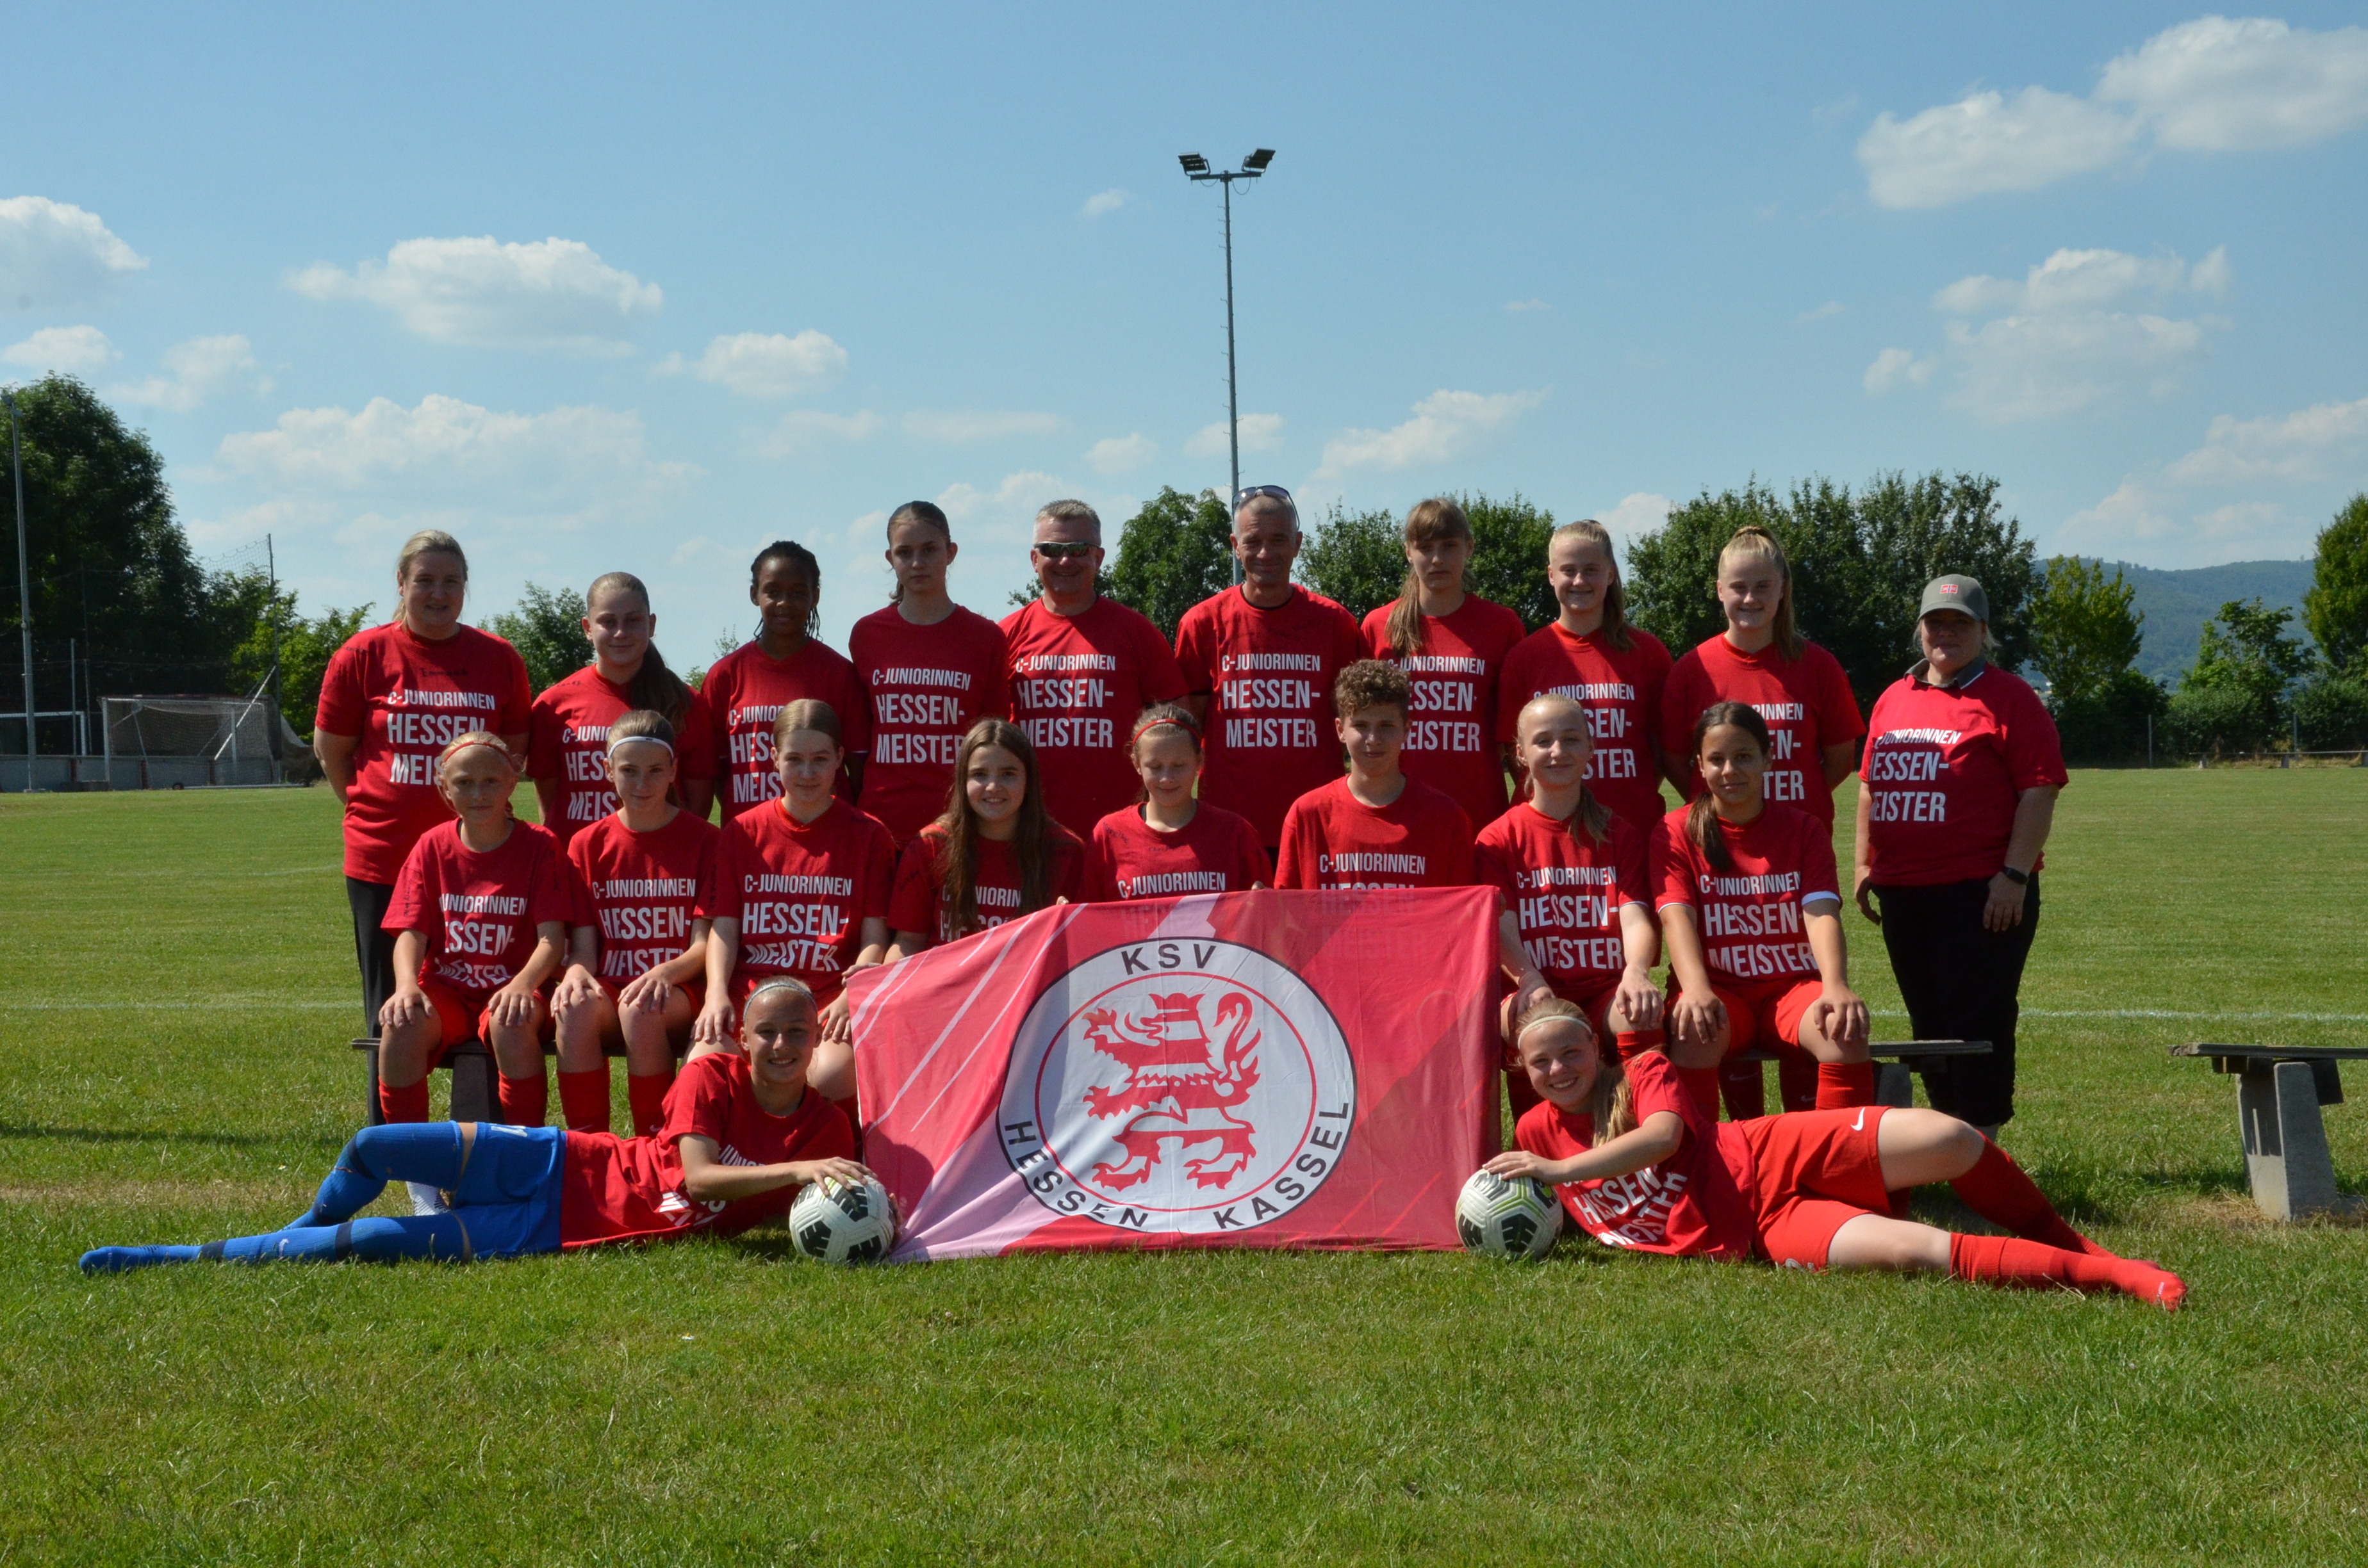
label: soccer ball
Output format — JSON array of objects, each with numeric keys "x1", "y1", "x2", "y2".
[
  {"x1": 789, "y1": 1175, "x2": 899, "y2": 1264},
  {"x1": 1455, "y1": 1168, "x2": 1563, "y2": 1261}
]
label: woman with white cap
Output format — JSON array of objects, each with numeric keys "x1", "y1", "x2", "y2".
[{"x1": 1853, "y1": 575, "x2": 2067, "y2": 1136}]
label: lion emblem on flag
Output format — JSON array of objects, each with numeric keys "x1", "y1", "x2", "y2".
[{"x1": 1078, "y1": 990, "x2": 1262, "y2": 1190}]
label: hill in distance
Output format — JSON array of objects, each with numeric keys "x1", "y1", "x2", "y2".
[{"x1": 2088, "y1": 559, "x2": 2315, "y2": 682}]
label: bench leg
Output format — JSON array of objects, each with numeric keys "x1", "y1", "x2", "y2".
[
  {"x1": 2239, "y1": 1061, "x2": 2345, "y2": 1220},
  {"x1": 1875, "y1": 1062, "x2": 1914, "y2": 1110},
  {"x1": 362, "y1": 1041, "x2": 385, "y2": 1126},
  {"x1": 450, "y1": 1053, "x2": 501, "y2": 1123}
]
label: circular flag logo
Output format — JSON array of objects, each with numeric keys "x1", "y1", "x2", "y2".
[{"x1": 998, "y1": 938, "x2": 1357, "y2": 1236}]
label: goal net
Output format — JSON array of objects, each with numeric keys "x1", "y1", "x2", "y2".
[{"x1": 102, "y1": 696, "x2": 304, "y2": 787}]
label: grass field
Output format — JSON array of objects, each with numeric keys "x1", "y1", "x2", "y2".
[{"x1": 4, "y1": 771, "x2": 2366, "y2": 1565}]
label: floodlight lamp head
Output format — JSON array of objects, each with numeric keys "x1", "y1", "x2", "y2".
[
  {"x1": 1178, "y1": 153, "x2": 1209, "y2": 174},
  {"x1": 1243, "y1": 148, "x2": 1274, "y2": 171}
]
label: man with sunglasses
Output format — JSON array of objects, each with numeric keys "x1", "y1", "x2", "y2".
[
  {"x1": 999, "y1": 499, "x2": 1187, "y2": 835},
  {"x1": 1174, "y1": 486, "x2": 1366, "y2": 862}
]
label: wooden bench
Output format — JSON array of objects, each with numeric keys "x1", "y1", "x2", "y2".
[
  {"x1": 351, "y1": 1036, "x2": 671, "y2": 1125},
  {"x1": 1732, "y1": 1039, "x2": 1992, "y2": 1109},
  {"x1": 2170, "y1": 1043, "x2": 2367, "y2": 1220}
]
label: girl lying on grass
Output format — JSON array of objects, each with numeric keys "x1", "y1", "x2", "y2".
[
  {"x1": 1483, "y1": 997, "x2": 2185, "y2": 1308},
  {"x1": 80, "y1": 979, "x2": 868, "y2": 1273}
]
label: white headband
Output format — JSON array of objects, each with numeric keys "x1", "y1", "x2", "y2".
[{"x1": 607, "y1": 734, "x2": 675, "y2": 759}]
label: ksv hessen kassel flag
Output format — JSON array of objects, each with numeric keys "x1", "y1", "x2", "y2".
[{"x1": 845, "y1": 887, "x2": 1497, "y2": 1261}]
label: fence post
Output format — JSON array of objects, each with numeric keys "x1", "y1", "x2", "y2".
[{"x1": 2146, "y1": 714, "x2": 2153, "y2": 769}]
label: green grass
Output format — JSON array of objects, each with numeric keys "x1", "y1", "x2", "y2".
[{"x1": 3, "y1": 771, "x2": 2365, "y2": 1565}]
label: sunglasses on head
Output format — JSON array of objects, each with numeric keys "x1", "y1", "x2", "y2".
[
  {"x1": 1033, "y1": 541, "x2": 1098, "y2": 560},
  {"x1": 1237, "y1": 484, "x2": 1293, "y2": 505}
]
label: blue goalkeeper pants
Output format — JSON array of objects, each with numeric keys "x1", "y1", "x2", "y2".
[{"x1": 81, "y1": 1122, "x2": 566, "y2": 1273}]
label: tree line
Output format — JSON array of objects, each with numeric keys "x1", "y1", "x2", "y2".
[{"x1": 4, "y1": 372, "x2": 2364, "y2": 761}]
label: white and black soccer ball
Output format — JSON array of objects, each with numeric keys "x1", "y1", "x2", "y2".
[
  {"x1": 1456, "y1": 1168, "x2": 1563, "y2": 1261},
  {"x1": 789, "y1": 1175, "x2": 899, "y2": 1264}
]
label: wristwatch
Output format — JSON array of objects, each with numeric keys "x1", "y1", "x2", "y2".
[{"x1": 1998, "y1": 866, "x2": 2029, "y2": 886}]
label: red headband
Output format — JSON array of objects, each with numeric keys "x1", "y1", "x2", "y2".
[{"x1": 1130, "y1": 712, "x2": 1200, "y2": 751}]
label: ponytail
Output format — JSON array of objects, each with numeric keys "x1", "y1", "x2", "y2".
[
  {"x1": 1685, "y1": 700, "x2": 1771, "y2": 875},
  {"x1": 1384, "y1": 497, "x2": 1472, "y2": 657}
]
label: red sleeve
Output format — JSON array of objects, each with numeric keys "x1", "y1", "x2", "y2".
[
  {"x1": 1136, "y1": 617, "x2": 1187, "y2": 705},
  {"x1": 315, "y1": 635, "x2": 368, "y2": 735},
  {"x1": 695, "y1": 824, "x2": 722, "y2": 916},
  {"x1": 1330, "y1": 607, "x2": 1367, "y2": 682},
  {"x1": 1625, "y1": 1050, "x2": 1690, "y2": 1125},
  {"x1": 1272, "y1": 799, "x2": 1315, "y2": 890},
  {"x1": 837, "y1": 657, "x2": 874, "y2": 754},
  {"x1": 1659, "y1": 658, "x2": 1703, "y2": 764},
  {"x1": 1813, "y1": 647, "x2": 1866, "y2": 745},
  {"x1": 526, "y1": 689, "x2": 564, "y2": 780},
  {"x1": 702, "y1": 655, "x2": 737, "y2": 781},
  {"x1": 1471, "y1": 835, "x2": 1514, "y2": 901},
  {"x1": 1650, "y1": 817, "x2": 1697, "y2": 910},
  {"x1": 1613, "y1": 821, "x2": 1651, "y2": 908},
  {"x1": 492, "y1": 640, "x2": 533, "y2": 733},
  {"x1": 1359, "y1": 606, "x2": 1390, "y2": 658},
  {"x1": 887, "y1": 836, "x2": 939, "y2": 934},
  {"x1": 675, "y1": 690, "x2": 718, "y2": 781},
  {"x1": 1636, "y1": 635, "x2": 1673, "y2": 739},
  {"x1": 2003, "y1": 680, "x2": 2069, "y2": 791},
  {"x1": 1174, "y1": 606, "x2": 1214, "y2": 696},
  {"x1": 566, "y1": 831, "x2": 598, "y2": 929},
  {"x1": 658, "y1": 1053, "x2": 736, "y2": 1154},
  {"x1": 1798, "y1": 814, "x2": 1841, "y2": 902},
  {"x1": 527, "y1": 832, "x2": 575, "y2": 928},
  {"x1": 858, "y1": 821, "x2": 896, "y2": 920},
  {"x1": 1493, "y1": 640, "x2": 1531, "y2": 745},
  {"x1": 383, "y1": 840, "x2": 434, "y2": 934},
  {"x1": 701, "y1": 823, "x2": 748, "y2": 922}
]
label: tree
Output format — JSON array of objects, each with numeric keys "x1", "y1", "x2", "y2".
[
  {"x1": 2294, "y1": 672, "x2": 2368, "y2": 751},
  {"x1": 486, "y1": 583, "x2": 591, "y2": 694},
  {"x1": 1624, "y1": 471, "x2": 2038, "y2": 712},
  {"x1": 2303, "y1": 493, "x2": 2368, "y2": 676},
  {"x1": 2032, "y1": 557, "x2": 2144, "y2": 701},
  {"x1": 1106, "y1": 487, "x2": 1232, "y2": 640},
  {"x1": 224, "y1": 580, "x2": 372, "y2": 737},
  {"x1": 2170, "y1": 598, "x2": 2312, "y2": 754},
  {"x1": 1295, "y1": 503, "x2": 1402, "y2": 622},
  {"x1": 1462, "y1": 492, "x2": 1557, "y2": 631}
]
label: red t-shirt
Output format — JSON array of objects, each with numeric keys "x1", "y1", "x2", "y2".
[
  {"x1": 887, "y1": 822, "x2": 1087, "y2": 945},
  {"x1": 1084, "y1": 803, "x2": 1272, "y2": 902},
  {"x1": 1174, "y1": 585, "x2": 1365, "y2": 846},
  {"x1": 999, "y1": 596, "x2": 1188, "y2": 835},
  {"x1": 566, "y1": 810, "x2": 721, "y2": 983},
  {"x1": 315, "y1": 621, "x2": 533, "y2": 883},
  {"x1": 702, "y1": 637, "x2": 872, "y2": 821},
  {"x1": 1513, "y1": 1050, "x2": 1757, "y2": 1260},
  {"x1": 559, "y1": 1050, "x2": 854, "y2": 1246},
  {"x1": 1496, "y1": 623, "x2": 1675, "y2": 832},
  {"x1": 1475, "y1": 801, "x2": 1652, "y2": 993},
  {"x1": 1361, "y1": 596, "x2": 1527, "y2": 831},
  {"x1": 382, "y1": 819, "x2": 575, "y2": 1000},
  {"x1": 1273, "y1": 776, "x2": 1476, "y2": 891},
  {"x1": 849, "y1": 605, "x2": 1009, "y2": 845},
  {"x1": 1661, "y1": 635, "x2": 1864, "y2": 827},
  {"x1": 1861, "y1": 664, "x2": 2068, "y2": 886},
  {"x1": 527, "y1": 667, "x2": 718, "y2": 847},
  {"x1": 705, "y1": 797, "x2": 897, "y2": 1006},
  {"x1": 1650, "y1": 803, "x2": 1839, "y2": 987}
]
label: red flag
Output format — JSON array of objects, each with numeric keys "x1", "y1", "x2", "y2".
[{"x1": 846, "y1": 888, "x2": 1496, "y2": 1261}]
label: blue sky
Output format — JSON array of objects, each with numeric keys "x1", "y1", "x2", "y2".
[{"x1": 4, "y1": 4, "x2": 2365, "y2": 656}]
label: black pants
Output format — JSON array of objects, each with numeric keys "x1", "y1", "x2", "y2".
[
  {"x1": 346, "y1": 876, "x2": 399, "y2": 1037},
  {"x1": 1872, "y1": 875, "x2": 2041, "y2": 1129}
]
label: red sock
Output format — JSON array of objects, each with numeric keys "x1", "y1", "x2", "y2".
[
  {"x1": 1778, "y1": 1053, "x2": 1820, "y2": 1112},
  {"x1": 378, "y1": 1079, "x2": 430, "y2": 1124},
  {"x1": 1815, "y1": 1061, "x2": 1875, "y2": 1109},
  {"x1": 1950, "y1": 1138, "x2": 2113, "y2": 1256},
  {"x1": 557, "y1": 1068, "x2": 611, "y2": 1133},
  {"x1": 627, "y1": 1070, "x2": 674, "y2": 1138},
  {"x1": 1678, "y1": 1066, "x2": 1722, "y2": 1116},
  {"x1": 1718, "y1": 1061, "x2": 1764, "y2": 1120},
  {"x1": 1613, "y1": 1029, "x2": 1665, "y2": 1061},
  {"x1": 1949, "y1": 1234, "x2": 2184, "y2": 1309},
  {"x1": 497, "y1": 1070, "x2": 548, "y2": 1127}
]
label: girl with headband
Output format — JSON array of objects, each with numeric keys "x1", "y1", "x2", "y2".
[
  {"x1": 1488, "y1": 997, "x2": 2183, "y2": 1307},
  {"x1": 1083, "y1": 703, "x2": 1270, "y2": 901},
  {"x1": 377, "y1": 733, "x2": 575, "y2": 1147},
  {"x1": 548, "y1": 710, "x2": 721, "y2": 1136},
  {"x1": 82, "y1": 979, "x2": 871, "y2": 1274}
]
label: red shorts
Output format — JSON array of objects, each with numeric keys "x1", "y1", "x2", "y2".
[
  {"x1": 1712, "y1": 977, "x2": 1821, "y2": 1055},
  {"x1": 1739, "y1": 1105, "x2": 1893, "y2": 1269},
  {"x1": 418, "y1": 979, "x2": 552, "y2": 1057}
]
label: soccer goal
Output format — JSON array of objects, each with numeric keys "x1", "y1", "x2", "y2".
[{"x1": 101, "y1": 695, "x2": 306, "y2": 788}]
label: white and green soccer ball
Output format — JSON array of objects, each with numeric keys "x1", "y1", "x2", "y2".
[
  {"x1": 789, "y1": 1175, "x2": 899, "y2": 1264},
  {"x1": 1455, "y1": 1168, "x2": 1563, "y2": 1261}
]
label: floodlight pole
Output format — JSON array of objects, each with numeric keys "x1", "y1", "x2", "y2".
[
  {"x1": 6, "y1": 390, "x2": 31, "y2": 792},
  {"x1": 1180, "y1": 150, "x2": 1274, "y2": 584}
]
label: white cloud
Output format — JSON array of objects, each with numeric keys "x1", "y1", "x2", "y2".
[
  {"x1": 2097, "y1": 15, "x2": 2368, "y2": 151},
  {"x1": 1858, "y1": 86, "x2": 2136, "y2": 208},
  {"x1": 1857, "y1": 17, "x2": 2368, "y2": 207},
  {"x1": 1315, "y1": 388, "x2": 1547, "y2": 478},
  {"x1": 3, "y1": 323, "x2": 117, "y2": 375},
  {"x1": 657, "y1": 330, "x2": 846, "y2": 397},
  {"x1": 935, "y1": 470, "x2": 1069, "y2": 526},
  {"x1": 901, "y1": 409, "x2": 1064, "y2": 443},
  {"x1": 0, "y1": 197, "x2": 147, "y2": 310},
  {"x1": 1185, "y1": 412, "x2": 1283, "y2": 459},
  {"x1": 1506, "y1": 298, "x2": 1550, "y2": 314},
  {"x1": 1864, "y1": 347, "x2": 1936, "y2": 395},
  {"x1": 753, "y1": 408, "x2": 885, "y2": 459},
  {"x1": 1083, "y1": 433, "x2": 1158, "y2": 475},
  {"x1": 1082, "y1": 188, "x2": 1131, "y2": 218},
  {"x1": 117, "y1": 334, "x2": 265, "y2": 411},
  {"x1": 288, "y1": 236, "x2": 661, "y2": 352},
  {"x1": 1797, "y1": 301, "x2": 1845, "y2": 323},
  {"x1": 2164, "y1": 395, "x2": 2368, "y2": 484},
  {"x1": 1595, "y1": 492, "x2": 1673, "y2": 539}
]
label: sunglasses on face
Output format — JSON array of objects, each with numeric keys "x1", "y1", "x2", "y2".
[{"x1": 1033, "y1": 541, "x2": 1098, "y2": 560}]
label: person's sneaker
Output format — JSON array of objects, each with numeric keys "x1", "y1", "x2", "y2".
[{"x1": 407, "y1": 1182, "x2": 449, "y2": 1216}]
